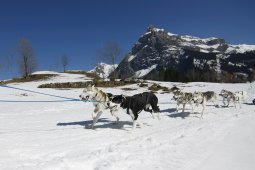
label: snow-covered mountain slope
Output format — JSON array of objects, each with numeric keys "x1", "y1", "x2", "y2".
[
  {"x1": 90, "y1": 63, "x2": 118, "y2": 78},
  {"x1": 115, "y1": 26, "x2": 255, "y2": 82},
  {"x1": 1, "y1": 72, "x2": 255, "y2": 170}
]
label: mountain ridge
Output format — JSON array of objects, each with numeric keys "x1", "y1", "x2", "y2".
[{"x1": 113, "y1": 26, "x2": 255, "y2": 82}]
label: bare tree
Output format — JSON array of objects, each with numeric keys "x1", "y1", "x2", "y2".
[
  {"x1": 96, "y1": 42, "x2": 122, "y2": 80},
  {"x1": 61, "y1": 55, "x2": 69, "y2": 72},
  {"x1": 18, "y1": 38, "x2": 37, "y2": 78}
]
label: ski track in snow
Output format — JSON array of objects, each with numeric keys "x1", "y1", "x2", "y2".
[{"x1": 1, "y1": 72, "x2": 255, "y2": 170}]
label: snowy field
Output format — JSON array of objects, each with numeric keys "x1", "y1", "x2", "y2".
[{"x1": 1, "y1": 72, "x2": 255, "y2": 170}]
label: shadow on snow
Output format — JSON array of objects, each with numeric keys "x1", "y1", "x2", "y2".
[{"x1": 57, "y1": 118, "x2": 135, "y2": 130}]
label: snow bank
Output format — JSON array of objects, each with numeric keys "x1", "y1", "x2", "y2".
[{"x1": 32, "y1": 71, "x2": 60, "y2": 75}]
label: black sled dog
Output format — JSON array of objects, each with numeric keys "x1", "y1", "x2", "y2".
[{"x1": 111, "y1": 92, "x2": 160, "y2": 130}]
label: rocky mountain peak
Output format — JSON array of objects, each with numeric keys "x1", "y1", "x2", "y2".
[
  {"x1": 90, "y1": 62, "x2": 117, "y2": 79},
  {"x1": 114, "y1": 26, "x2": 255, "y2": 82}
]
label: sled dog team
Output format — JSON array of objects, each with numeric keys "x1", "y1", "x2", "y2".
[{"x1": 79, "y1": 84, "x2": 248, "y2": 130}]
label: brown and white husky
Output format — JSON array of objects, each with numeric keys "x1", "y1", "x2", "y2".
[
  {"x1": 192, "y1": 91, "x2": 218, "y2": 117},
  {"x1": 79, "y1": 85, "x2": 119, "y2": 129}
]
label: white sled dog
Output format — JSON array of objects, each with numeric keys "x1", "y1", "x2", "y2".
[
  {"x1": 192, "y1": 91, "x2": 218, "y2": 117},
  {"x1": 79, "y1": 85, "x2": 119, "y2": 129},
  {"x1": 219, "y1": 89, "x2": 240, "y2": 108},
  {"x1": 172, "y1": 90, "x2": 194, "y2": 113}
]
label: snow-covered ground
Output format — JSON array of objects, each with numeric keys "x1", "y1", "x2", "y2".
[{"x1": 1, "y1": 72, "x2": 255, "y2": 170}]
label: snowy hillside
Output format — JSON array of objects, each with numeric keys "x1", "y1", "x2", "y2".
[{"x1": 1, "y1": 72, "x2": 255, "y2": 170}]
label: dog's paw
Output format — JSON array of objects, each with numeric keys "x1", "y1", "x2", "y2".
[{"x1": 90, "y1": 125, "x2": 96, "y2": 130}]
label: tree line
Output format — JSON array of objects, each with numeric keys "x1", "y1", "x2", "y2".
[
  {"x1": 145, "y1": 68, "x2": 255, "y2": 83},
  {"x1": 0, "y1": 38, "x2": 122, "y2": 80},
  {"x1": 0, "y1": 38, "x2": 71, "y2": 79}
]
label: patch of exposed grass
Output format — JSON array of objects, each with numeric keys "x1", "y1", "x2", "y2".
[
  {"x1": 148, "y1": 83, "x2": 170, "y2": 92},
  {"x1": 38, "y1": 80, "x2": 138, "y2": 88},
  {"x1": 38, "y1": 82, "x2": 91, "y2": 88},
  {"x1": 139, "y1": 83, "x2": 148, "y2": 87},
  {"x1": 121, "y1": 88, "x2": 137, "y2": 91},
  {"x1": 1, "y1": 74, "x2": 56, "y2": 84},
  {"x1": 65, "y1": 70, "x2": 100, "y2": 79}
]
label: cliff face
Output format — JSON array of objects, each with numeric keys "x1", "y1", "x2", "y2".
[{"x1": 114, "y1": 26, "x2": 255, "y2": 82}]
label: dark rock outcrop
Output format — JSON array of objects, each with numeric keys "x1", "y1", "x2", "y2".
[{"x1": 113, "y1": 26, "x2": 255, "y2": 82}]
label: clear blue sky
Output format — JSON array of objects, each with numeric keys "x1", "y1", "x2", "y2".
[{"x1": 0, "y1": 0, "x2": 255, "y2": 79}]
